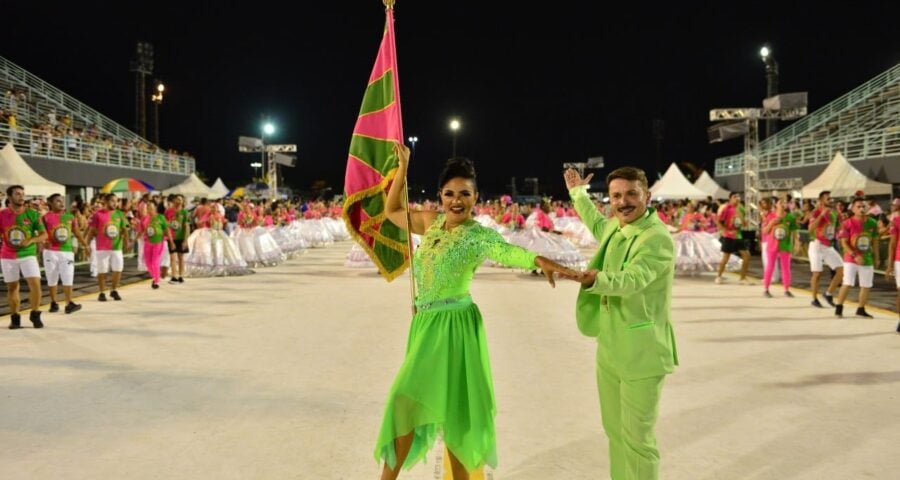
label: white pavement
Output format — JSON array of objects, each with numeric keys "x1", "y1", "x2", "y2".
[{"x1": 1, "y1": 243, "x2": 898, "y2": 480}]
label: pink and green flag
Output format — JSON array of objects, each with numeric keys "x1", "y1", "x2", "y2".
[{"x1": 342, "y1": 7, "x2": 408, "y2": 282}]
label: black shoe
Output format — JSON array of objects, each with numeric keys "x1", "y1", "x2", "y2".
[
  {"x1": 835, "y1": 304, "x2": 844, "y2": 317},
  {"x1": 168, "y1": 278, "x2": 179, "y2": 284},
  {"x1": 896, "y1": 321, "x2": 900, "y2": 333},
  {"x1": 177, "y1": 277, "x2": 185, "y2": 283},
  {"x1": 65, "y1": 302, "x2": 82, "y2": 314},
  {"x1": 110, "y1": 290, "x2": 122, "y2": 301},
  {"x1": 763, "y1": 290, "x2": 773, "y2": 298},
  {"x1": 784, "y1": 291, "x2": 794, "y2": 298},
  {"x1": 823, "y1": 293, "x2": 835, "y2": 307},
  {"x1": 9, "y1": 313, "x2": 21, "y2": 329},
  {"x1": 49, "y1": 302, "x2": 60, "y2": 313},
  {"x1": 855, "y1": 308, "x2": 873, "y2": 318},
  {"x1": 151, "y1": 282, "x2": 160, "y2": 289},
  {"x1": 98, "y1": 293, "x2": 107, "y2": 302},
  {"x1": 811, "y1": 299, "x2": 824, "y2": 308},
  {"x1": 30, "y1": 311, "x2": 44, "y2": 329}
]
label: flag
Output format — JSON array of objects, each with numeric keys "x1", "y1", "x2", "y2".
[{"x1": 342, "y1": 7, "x2": 408, "y2": 282}]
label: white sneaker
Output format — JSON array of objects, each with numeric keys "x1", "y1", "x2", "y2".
[
  {"x1": 739, "y1": 278, "x2": 755, "y2": 285},
  {"x1": 715, "y1": 276, "x2": 724, "y2": 284}
]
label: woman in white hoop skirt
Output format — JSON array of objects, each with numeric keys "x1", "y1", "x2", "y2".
[
  {"x1": 231, "y1": 201, "x2": 285, "y2": 267},
  {"x1": 184, "y1": 203, "x2": 254, "y2": 277},
  {"x1": 673, "y1": 202, "x2": 740, "y2": 274}
]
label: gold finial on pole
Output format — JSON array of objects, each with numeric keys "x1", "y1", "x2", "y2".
[{"x1": 383, "y1": 0, "x2": 395, "y2": 9}]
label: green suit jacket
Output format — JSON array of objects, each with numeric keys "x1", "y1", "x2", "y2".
[{"x1": 570, "y1": 186, "x2": 678, "y2": 380}]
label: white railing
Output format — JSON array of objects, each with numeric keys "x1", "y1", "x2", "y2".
[
  {"x1": 0, "y1": 55, "x2": 157, "y2": 152},
  {"x1": 715, "y1": 128, "x2": 900, "y2": 176},
  {"x1": 1, "y1": 124, "x2": 194, "y2": 175},
  {"x1": 758, "y1": 63, "x2": 900, "y2": 152}
]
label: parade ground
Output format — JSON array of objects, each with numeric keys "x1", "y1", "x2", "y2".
[{"x1": 1, "y1": 243, "x2": 898, "y2": 479}]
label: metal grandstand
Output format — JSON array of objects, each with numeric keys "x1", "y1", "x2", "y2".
[
  {"x1": 715, "y1": 62, "x2": 900, "y2": 177},
  {"x1": 0, "y1": 55, "x2": 195, "y2": 175}
]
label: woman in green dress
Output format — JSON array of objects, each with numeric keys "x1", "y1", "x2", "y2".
[{"x1": 376, "y1": 144, "x2": 581, "y2": 480}]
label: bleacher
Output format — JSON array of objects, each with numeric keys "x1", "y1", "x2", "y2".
[
  {"x1": 715, "y1": 63, "x2": 900, "y2": 177},
  {"x1": 0, "y1": 55, "x2": 195, "y2": 175}
]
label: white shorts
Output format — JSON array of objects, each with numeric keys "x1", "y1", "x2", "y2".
[
  {"x1": 95, "y1": 250, "x2": 124, "y2": 274},
  {"x1": 43, "y1": 250, "x2": 75, "y2": 286},
  {"x1": 808, "y1": 240, "x2": 843, "y2": 273},
  {"x1": 842, "y1": 263, "x2": 874, "y2": 288},
  {"x1": 895, "y1": 261, "x2": 900, "y2": 288},
  {"x1": 1, "y1": 256, "x2": 41, "y2": 283}
]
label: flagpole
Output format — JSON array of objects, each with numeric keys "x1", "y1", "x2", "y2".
[
  {"x1": 383, "y1": 0, "x2": 415, "y2": 314},
  {"x1": 402, "y1": 175, "x2": 418, "y2": 316}
]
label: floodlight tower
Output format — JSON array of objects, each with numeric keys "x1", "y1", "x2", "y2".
[
  {"x1": 708, "y1": 92, "x2": 807, "y2": 229},
  {"x1": 129, "y1": 42, "x2": 154, "y2": 138}
]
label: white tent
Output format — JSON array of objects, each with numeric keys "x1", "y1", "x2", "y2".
[
  {"x1": 649, "y1": 163, "x2": 709, "y2": 200},
  {"x1": 163, "y1": 173, "x2": 214, "y2": 198},
  {"x1": 0, "y1": 143, "x2": 66, "y2": 197},
  {"x1": 693, "y1": 171, "x2": 730, "y2": 200},
  {"x1": 801, "y1": 151, "x2": 892, "y2": 199},
  {"x1": 209, "y1": 178, "x2": 229, "y2": 198}
]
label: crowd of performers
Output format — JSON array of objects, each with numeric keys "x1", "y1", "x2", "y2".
[
  {"x1": 347, "y1": 196, "x2": 593, "y2": 272},
  {"x1": 654, "y1": 190, "x2": 900, "y2": 331},
  {"x1": 2, "y1": 180, "x2": 897, "y2": 333},
  {"x1": 348, "y1": 188, "x2": 900, "y2": 333},
  {"x1": 0, "y1": 184, "x2": 350, "y2": 329}
]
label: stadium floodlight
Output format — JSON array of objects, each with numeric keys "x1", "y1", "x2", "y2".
[
  {"x1": 263, "y1": 123, "x2": 276, "y2": 136},
  {"x1": 449, "y1": 119, "x2": 461, "y2": 156}
]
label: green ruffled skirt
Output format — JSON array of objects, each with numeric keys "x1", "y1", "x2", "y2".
[{"x1": 375, "y1": 295, "x2": 497, "y2": 472}]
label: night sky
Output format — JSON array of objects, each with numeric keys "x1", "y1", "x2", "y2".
[{"x1": 6, "y1": 1, "x2": 899, "y2": 199}]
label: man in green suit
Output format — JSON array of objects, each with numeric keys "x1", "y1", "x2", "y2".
[{"x1": 565, "y1": 166, "x2": 677, "y2": 480}]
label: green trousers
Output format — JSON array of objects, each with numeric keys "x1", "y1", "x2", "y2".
[{"x1": 597, "y1": 364, "x2": 666, "y2": 480}]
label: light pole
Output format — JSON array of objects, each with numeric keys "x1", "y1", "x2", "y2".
[
  {"x1": 407, "y1": 135, "x2": 418, "y2": 161},
  {"x1": 151, "y1": 82, "x2": 164, "y2": 145},
  {"x1": 760, "y1": 45, "x2": 780, "y2": 138},
  {"x1": 261, "y1": 121, "x2": 275, "y2": 187},
  {"x1": 449, "y1": 119, "x2": 460, "y2": 157},
  {"x1": 250, "y1": 162, "x2": 262, "y2": 180}
]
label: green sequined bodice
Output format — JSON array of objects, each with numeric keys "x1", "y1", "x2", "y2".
[{"x1": 414, "y1": 214, "x2": 537, "y2": 306}]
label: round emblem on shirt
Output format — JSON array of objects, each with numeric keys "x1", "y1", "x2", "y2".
[
  {"x1": 774, "y1": 227, "x2": 786, "y2": 240},
  {"x1": 146, "y1": 226, "x2": 157, "y2": 238},
  {"x1": 104, "y1": 223, "x2": 120, "y2": 239},
  {"x1": 169, "y1": 220, "x2": 181, "y2": 230},
  {"x1": 53, "y1": 226, "x2": 70, "y2": 243},
  {"x1": 856, "y1": 235, "x2": 871, "y2": 252},
  {"x1": 7, "y1": 227, "x2": 27, "y2": 247},
  {"x1": 733, "y1": 216, "x2": 743, "y2": 228},
  {"x1": 824, "y1": 225, "x2": 835, "y2": 240}
]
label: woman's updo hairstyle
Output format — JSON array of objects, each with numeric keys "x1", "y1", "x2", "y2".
[{"x1": 438, "y1": 157, "x2": 477, "y2": 191}]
